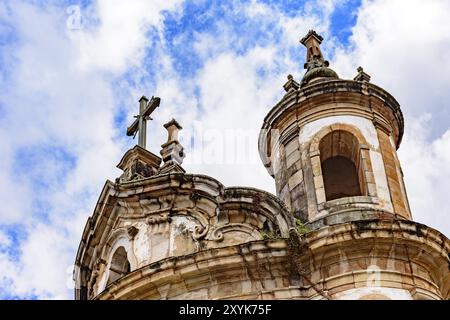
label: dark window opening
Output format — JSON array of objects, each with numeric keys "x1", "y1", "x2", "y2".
[
  {"x1": 322, "y1": 156, "x2": 362, "y2": 200},
  {"x1": 319, "y1": 130, "x2": 366, "y2": 201},
  {"x1": 107, "y1": 246, "x2": 130, "y2": 285}
]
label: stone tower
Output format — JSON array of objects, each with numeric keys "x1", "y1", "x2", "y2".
[
  {"x1": 259, "y1": 30, "x2": 411, "y2": 229},
  {"x1": 74, "y1": 31, "x2": 450, "y2": 300}
]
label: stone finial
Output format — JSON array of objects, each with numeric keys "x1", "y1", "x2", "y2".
[
  {"x1": 353, "y1": 66, "x2": 371, "y2": 82},
  {"x1": 159, "y1": 118, "x2": 185, "y2": 174},
  {"x1": 164, "y1": 118, "x2": 182, "y2": 143},
  {"x1": 283, "y1": 74, "x2": 300, "y2": 92},
  {"x1": 300, "y1": 30, "x2": 327, "y2": 70},
  {"x1": 299, "y1": 30, "x2": 339, "y2": 87}
]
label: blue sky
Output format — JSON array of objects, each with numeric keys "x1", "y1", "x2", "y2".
[{"x1": 1, "y1": 0, "x2": 450, "y2": 299}]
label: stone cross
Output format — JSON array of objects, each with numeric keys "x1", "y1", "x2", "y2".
[{"x1": 126, "y1": 96, "x2": 160, "y2": 149}]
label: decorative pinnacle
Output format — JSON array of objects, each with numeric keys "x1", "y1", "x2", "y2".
[
  {"x1": 163, "y1": 118, "x2": 183, "y2": 144},
  {"x1": 283, "y1": 74, "x2": 299, "y2": 92},
  {"x1": 299, "y1": 30, "x2": 339, "y2": 87},
  {"x1": 160, "y1": 118, "x2": 185, "y2": 171},
  {"x1": 163, "y1": 118, "x2": 183, "y2": 131},
  {"x1": 354, "y1": 66, "x2": 371, "y2": 82},
  {"x1": 300, "y1": 30, "x2": 327, "y2": 70}
]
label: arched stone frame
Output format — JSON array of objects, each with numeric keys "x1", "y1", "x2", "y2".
[
  {"x1": 359, "y1": 293, "x2": 391, "y2": 300},
  {"x1": 95, "y1": 228, "x2": 138, "y2": 294},
  {"x1": 308, "y1": 123, "x2": 377, "y2": 206},
  {"x1": 335, "y1": 287, "x2": 412, "y2": 300}
]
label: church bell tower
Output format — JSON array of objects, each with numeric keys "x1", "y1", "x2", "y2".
[
  {"x1": 259, "y1": 30, "x2": 411, "y2": 226},
  {"x1": 256, "y1": 30, "x2": 449, "y2": 299}
]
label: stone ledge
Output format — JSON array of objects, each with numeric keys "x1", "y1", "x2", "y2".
[
  {"x1": 319, "y1": 196, "x2": 378, "y2": 208},
  {"x1": 307, "y1": 209, "x2": 402, "y2": 230}
]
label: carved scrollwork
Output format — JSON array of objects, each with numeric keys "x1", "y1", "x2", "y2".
[
  {"x1": 206, "y1": 223, "x2": 260, "y2": 243},
  {"x1": 192, "y1": 224, "x2": 209, "y2": 241},
  {"x1": 169, "y1": 209, "x2": 211, "y2": 242},
  {"x1": 208, "y1": 226, "x2": 224, "y2": 242}
]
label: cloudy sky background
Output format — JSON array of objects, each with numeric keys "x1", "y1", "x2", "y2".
[{"x1": 0, "y1": 0, "x2": 450, "y2": 299}]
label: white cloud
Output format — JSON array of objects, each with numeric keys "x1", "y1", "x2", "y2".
[
  {"x1": 0, "y1": 1, "x2": 121, "y2": 220},
  {"x1": 74, "y1": 0, "x2": 184, "y2": 72},
  {"x1": 7, "y1": 224, "x2": 75, "y2": 299},
  {"x1": 187, "y1": 49, "x2": 282, "y2": 190},
  {"x1": 333, "y1": 0, "x2": 450, "y2": 119},
  {"x1": 244, "y1": 0, "x2": 270, "y2": 18},
  {"x1": 399, "y1": 116, "x2": 450, "y2": 236},
  {"x1": 0, "y1": 136, "x2": 32, "y2": 224}
]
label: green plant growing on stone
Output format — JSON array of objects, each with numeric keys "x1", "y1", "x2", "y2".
[
  {"x1": 295, "y1": 218, "x2": 311, "y2": 235},
  {"x1": 261, "y1": 230, "x2": 278, "y2": 240}
]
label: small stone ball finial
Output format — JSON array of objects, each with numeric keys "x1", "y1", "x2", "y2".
[
  {"x1": 283, "y1": 74, "x2": 299, "y2": 92},
  {"x1": 353, "y1": 66, "x2": 371, "y2": 82}
]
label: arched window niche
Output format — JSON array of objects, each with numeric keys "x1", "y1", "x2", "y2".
[
  {"x1": 92, "y1": 229, "x2": 139, "y2": 296},
  {"x1": 107, "y1": 246, "x2": 131, "y2": 285},
  {"x1": 309, "y1": 124, "x2": 378, "y2": 208},
  {"x1": 319, "y1": 130, "x2": 365, "y2": 200}
]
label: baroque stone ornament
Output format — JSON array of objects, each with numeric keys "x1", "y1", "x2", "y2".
[
  {"x1": 207, "y1": 226, "x2": 224, "y2": 242},
  {"x1": 192, "y1": 224, "x2": 209, "y2": 241},
  {"x1": 353, "y1": 66, "x2": 371, "y2": 82},
  {"x1": 159, "y1": 118, "x2": 186, "y2": 174}
]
